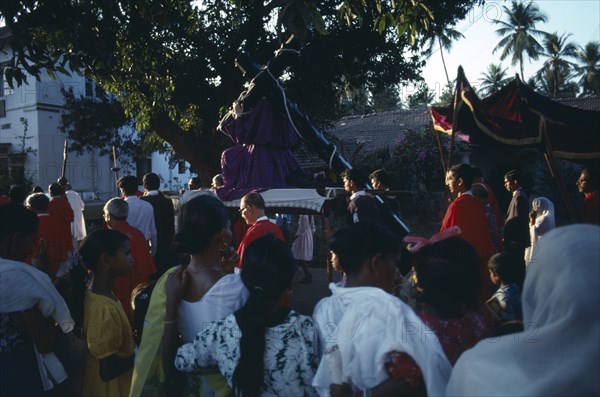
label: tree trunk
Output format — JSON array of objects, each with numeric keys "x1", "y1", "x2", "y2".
[{"x1": 439, "y1": 37, "x2": 451, "y2": 85}]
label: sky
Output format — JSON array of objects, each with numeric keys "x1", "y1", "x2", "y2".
[{"x1": 402, "y1": 0, "x2": 600, "y2": 101}]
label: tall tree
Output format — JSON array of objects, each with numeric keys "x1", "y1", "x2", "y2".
[
  {"x1": 492, "y1": 0, "x2": 548, "y2": 81},
  {"x1": 531, "y1": 68, "x2": 578, "y2": 99},
  {"x1": 574, "y1": 41, "x2": 600, "y2": 97},
  {"x1": 479, "y1": 63, "x2": 510, "y2": 96},
  {"x1": 0, "y1": 0, "x2": 479, "y2": 173},
  {"x1": 536, "y1": 32, "x2": 578, "y2": 99},
  {"x1": 406, "y1": 83, "x2": 435, "y2": 109},
  {"x1": 426, "y1": 25, "x2": 464, "y2": 85}
]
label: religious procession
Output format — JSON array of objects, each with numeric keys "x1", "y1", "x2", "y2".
[{"x1": 1, "y1": 1, "x2": 600, "y2": 396}]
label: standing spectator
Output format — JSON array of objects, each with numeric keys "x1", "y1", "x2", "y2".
[
  {"x1": 141, "y1": 173, "x2": 175, "y2": 275},
  {"x1": 173, "y1": 235, "x2": 320, "y2": 397},
  {"x1": 342, "y1": 168, "x2": 380, "y2": 224},
  {"x1": 472, "y1": 183, "x2": 501, "y2": 253},
  {"x1": 503, "y1": 170, "x2": 529, "y2": 284},
  {"x1": 187, "y1": 176, "x2": 202, "y2": 191},
  {"x1": 369, "y1": 168, "x2": 401, "y2": 215},
  {"x1": 117, "y1": 176, "x2": 157, "y2": 256},
  {"x1": 576, "y1": 168, "x2": 600, "y2": 225},
  {"x1": 58, "y1": 178, "x2": 87, "y2": 244},
  {"x1": 103, "y1": 198, "x2": 156, "y2": 321},
  {"x1": 524, "y1": 197, "x2": 555, "y2": 265},
  {"x1": 71, "y1": 229, "x2": 135, "y2": 397},
  {"x1": 0, "y1": 187, "x2": 10, "y2": 206},
  {"x1": 8, "y1": 184, "x2": 27, "y2": 205},
  {"x1": 211, "y1": 174, "x2": 224, "y2": 189},
  {"x1": 441, "y1": 164, "x2": 494, "y2": 261},
  {"x1": 0, "y1": 204, "x2": 74, "y2": 396},
  {"x1": 235, "y1": 192, "x2": 284, "y2": 272},
  {"x1": 292, "y1": 215, "x2": 315, "y2": 283},
  {"x1": 26, "y1": 193, "x2": 70, "y2": 276},
  {"x1": 472, "y1": 166, "x2": 503, "y2": 229},
  {"x1": 486, "y1": 252, "x2": 523, "y2": 324},
  {"x1": 47, "y1": 183, "x2": 74, "y2": 277},
  {"x1": 447, "y1": 225, "x2": 600, "y2": 396}
]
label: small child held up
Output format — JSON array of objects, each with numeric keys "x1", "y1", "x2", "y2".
[{"x1": 486, "y1": 252, "x2": 523, "y2": 324}]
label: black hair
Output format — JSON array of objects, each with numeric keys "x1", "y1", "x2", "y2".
[
  {"x1": 131, "y1": 281, "x2": 156, "y2": 347},
  {"x1": 8, "y1": 184, "x2": 27, "y2": 204},
  {"x1": 471, "y1": 166, "x2": 483, "y2": 179},
  {"x1": 143, "y1": 173, "x2": 161, "y2": 191},
  {"x1": 341, "y1": 168, "x2": 368, "y2": 188},
  {"x1": 0, "y1": 203, "x2": 39, "y2": 260},
  {"x1": 48, "y1": 183, "x2": 62, "y2": 197},
  {"x1": 328, "y1": 221, "x2": 401, "y2": 276},
  {"x1": 189, "y1": 176, "x2": 202, "y2": 186},
  {"x1": 233, "y1": 235, "x2": 297, "y2": 396},
  {"x1": 212, "y1": 174, "x2": 223, "y2": 187},
  {"x1": 504, "y1": 169, "x2": 521, "y2": 183},
  {"x1": 487, "y1": 251, "x2": 520, "y2": 285},
  {"x1": 449, "y1": 163, "x2": 475, "y2": 189},
  {"x1": 31, "y1": 185, "x2": 44, "y2": 193},
  {"x1": 581, "y1": 168, "x2": 598, "y2": 190},
  {"x1": 369, "y1": 169, "x2": 392, "y2": 188},
  {"x1": 412, "y1": 237, "x2": 481, "y2": 316},
  {"x1": 70, "y1": 229, "x2": 128, "y2": 327},
  {"x1": 116, "y1": 175, "x2": 139, "y2": 196},
  {"x1": 26, "y1": 193, "x2": 50, "y2": 212},
  {"x1": 171, "y1": 194, "x2": 228, "y2": 254}
]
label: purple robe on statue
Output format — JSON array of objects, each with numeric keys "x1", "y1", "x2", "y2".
[{"x1": 216, "y1": 98, "x2": 311, "y2": 200}]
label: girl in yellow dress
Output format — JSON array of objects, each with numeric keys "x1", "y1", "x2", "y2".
[{"x1": 72, "y1": 229, "x2": 135, "y2": 396}]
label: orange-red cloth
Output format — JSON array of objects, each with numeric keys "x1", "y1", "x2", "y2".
[
  {"x1": 582, "y1": 191, "x2": 600, "y2": 225},
  {"x1": 441, "y1": 194, "x2": 494, "y2": 260},
  {"x1": 111, "y1": 222, "x2": 156, "y2": 321},
  {"x1": 47, "y1": 196, "x2": 74, "y2": 253},
  {"x1": 31, "y1": 213, "x2": 71, "y2": 274},
  {"x1": 236, "y1": 219, "x2": 284, "y2": 269}
]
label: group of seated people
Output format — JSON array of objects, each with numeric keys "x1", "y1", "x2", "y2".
[{"x1": 1, "y1": 188, "x2": 598, "y2": 396}]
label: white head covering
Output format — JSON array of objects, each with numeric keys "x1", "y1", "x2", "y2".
[
  {"x1": 525, "y1": 197, "x2": 556, "y2": 264},
  {"x1": 447, "y1": 224, "x2": 600, "y2": 396}
]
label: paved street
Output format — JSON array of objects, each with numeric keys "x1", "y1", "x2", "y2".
[{"x1": 290, "y1": 268, "x2": 343, "y2": 316}]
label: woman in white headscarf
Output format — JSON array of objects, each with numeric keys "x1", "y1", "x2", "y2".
[
  {"x1": 446, "y1": 224, "x2": 600, "y2": 396},
  {"x1": 524, "y1": 197, "x2": 555, "y2": 265}
]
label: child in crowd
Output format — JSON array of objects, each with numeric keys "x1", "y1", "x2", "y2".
[
  {"x1": 486, "y1": 252, "x2": 523, "y2": 323},
  {"x1": 71, "y1": 229, "x2": 135, "y2": 396}
]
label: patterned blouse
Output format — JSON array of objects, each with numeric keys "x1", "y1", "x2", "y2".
[{"x1": 175, "y1": 310, "x2": 319, "y2": 397}]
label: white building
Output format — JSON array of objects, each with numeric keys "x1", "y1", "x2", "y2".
[{"x1": 0, "y1": 28, "x2": 192, "y2": 200}]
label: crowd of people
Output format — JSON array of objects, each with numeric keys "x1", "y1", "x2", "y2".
[{"x1": 0, "y1": 165, "x2": 598, "y2": 396}]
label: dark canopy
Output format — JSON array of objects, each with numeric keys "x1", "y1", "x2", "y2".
[{"x1": 431, "y1": 66, "x2": 600, "y2": 162}]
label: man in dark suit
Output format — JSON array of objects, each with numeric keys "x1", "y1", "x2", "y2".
[
  {"x1": 141, "y1": 173, "x2": 175, "y2": 276},
  {"x1": 342, "y1": 168, "x2": 380, "y2": 224},
  {"x1": 503, "y1": 170, "x2": 529, "y2": 285}
]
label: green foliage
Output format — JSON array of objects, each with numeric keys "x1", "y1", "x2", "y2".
[
  {"x1": 1, "y1": 0, "x2": 479, "y2": 173},
  {"x1": 478, "y1": 63, "x2": 511, "y2": 96},
  {"x1": 406, "y1": 83, "x2": 435, "y2": 109},
  {"x1": 536, "y1": 32, "x2": 578, "y2": 99},
  {"x1": 574, "y1": 41, "x2": 600, "y2": 97},
  {"x1": 492, "y1": 0, "x2": 548, "y2": 81}
]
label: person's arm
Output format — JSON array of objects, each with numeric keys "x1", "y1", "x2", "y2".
[
  {"x1": 99, "y1": 353, "x2": 134, "y2": 382},
  {"x1": 20, "y1": 307, "x2": 55, "y2": 353},
  {"x1": 162, "y1": 265, "x2": 188, "y2": 374}
]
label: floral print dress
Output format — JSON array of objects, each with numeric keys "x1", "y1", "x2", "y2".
[{"x1": 175, "y1": 310, "x2": 319, "y2": 397}]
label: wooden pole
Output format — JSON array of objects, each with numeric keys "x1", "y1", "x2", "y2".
[
  {"x1": 540, "y1": 119, "x2": 577, "y2": 223},
  {"x1": 61, "y1": 141, "x2": 68, "y2": 179}
]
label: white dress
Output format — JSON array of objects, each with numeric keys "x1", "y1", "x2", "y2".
[
  {"x1": 292, "y1": 215, "x2": 315, "y2": 261},
  {"x1": 175, "y1": 310, "x2": 320, "y2": 397}
]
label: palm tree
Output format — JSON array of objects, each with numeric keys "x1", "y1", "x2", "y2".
[
  {"x1": 574, "y1": 41, "x2": 600, "y2": 97},
  {"x1": 492, "y1": 0, "x2": 548, "y2": 81},
  {"x1": 537, "y1": 32, "x2": 578, "y2": 99},
  {"x1": 479, "y1": 63, "x2": 511, "y2": 96},
  {"x1": 531, "y1": 68, "x2": 578, "y2": 98},
  {"x1": 426, "y1": 25, "x2": 465, "y2": 85}
]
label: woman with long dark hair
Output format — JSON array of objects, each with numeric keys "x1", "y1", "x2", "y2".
[{"x1": 172, "y1": 235, "x2": 319, "y2": 396}]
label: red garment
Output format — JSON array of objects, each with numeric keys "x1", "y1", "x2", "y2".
[
  {"x1": 236, "y1": 219, "x2": 284, "y2": 269},
  {"x1": 31, "y1": 214, "x2": 71, "y2": 274},
  {"x1": 111, "y1": 222, "x2": 156, "y2": 322},
  {"x1": 417, "y1": 310, "x2": 493, "y2": 365},
  {"x1": 0, "y1": 195, "x2": 10, "y2": 206},
  {"x1": 582, "y1": 191, "x2": 600, "y2": 225},
  {"x1": 47, "y1": 196, "x2": 74, "y2": 252},
  {"x1": 441, "y1": 194, "x2": 494, "y2": 260}
]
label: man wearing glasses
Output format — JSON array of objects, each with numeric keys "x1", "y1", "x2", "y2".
[{"x1": 235, "y1": 192, "x2": 284, "y2": 274}]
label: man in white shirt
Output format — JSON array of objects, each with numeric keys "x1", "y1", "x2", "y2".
[{"x1": 117, "y1": 175, "x2": 157, "y2": 255}]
